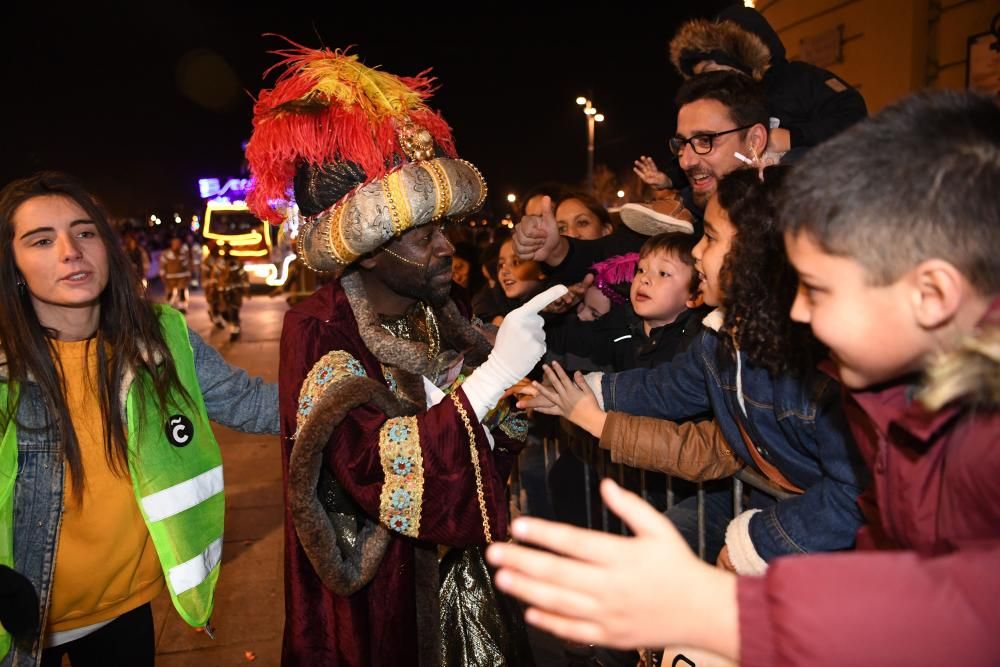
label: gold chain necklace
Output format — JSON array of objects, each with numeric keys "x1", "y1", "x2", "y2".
[{"x1": 379, "y1": 302, "x2": 441, "y2": 362}]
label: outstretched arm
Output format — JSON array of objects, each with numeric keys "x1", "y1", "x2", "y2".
[{"x1": 486, "y1": 479, "x2": 741, "y2": 658}]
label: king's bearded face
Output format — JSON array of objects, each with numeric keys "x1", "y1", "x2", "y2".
[{"x1": 372, "y1": 223, "x2": 455, "y2": 307}]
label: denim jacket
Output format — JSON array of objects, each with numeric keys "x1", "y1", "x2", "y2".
[
  {"x1": 601, "y1": 327, "x2": 865, "y2": 562},
  {"x1": 3, "y1": 327, "x2": 278, "y2": 667}
]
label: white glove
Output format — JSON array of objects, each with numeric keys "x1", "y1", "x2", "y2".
[{"x1": 461, "y1": 284, "x2": 569, "y2": 419}]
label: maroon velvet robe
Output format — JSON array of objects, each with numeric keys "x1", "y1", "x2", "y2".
[{"x1": 278, "y1": 279, "x2": 521, "y2": 665}]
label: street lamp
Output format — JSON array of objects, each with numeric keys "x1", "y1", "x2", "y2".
[{"x1": 576, "y1": 96, "x2": 605, "y2": 194}]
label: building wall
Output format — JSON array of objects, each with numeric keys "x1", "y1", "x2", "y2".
[{"x1": 757, "y1": 0, "x2": 999, "y2": 112}]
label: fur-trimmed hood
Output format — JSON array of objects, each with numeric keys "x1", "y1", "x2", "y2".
[
  {"x1": 669, "y1": 7, "x2": 782, "y2": 81},
  {"x1": 919, "y1": 298, "x2": 1000, "y2": 411}
]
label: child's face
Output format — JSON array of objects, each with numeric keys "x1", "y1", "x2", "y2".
[
  {"x1": 785, "y1": 230, "x2": 928, "y2": 389},
  {"x1": 630, "y1": 249, "x2": 695, "y2": 328},
  {"x1": 451, "y1": 256, "x2": 471, "y2": 288},
  {"x1": 577, "y1": 286, "x2": 612, "y2": 321},
  {"x1": 498, "y1": 239, "x2": 545, "y2": 300},
  {"x1": 691, "y1": 197, "x2": 735, "y2": 307}
]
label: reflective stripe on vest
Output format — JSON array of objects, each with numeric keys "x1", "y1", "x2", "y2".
[
  {"x1": 141, "y1": 465, "x2": 223, "y2": 522},
  {"x1": 128, "y1": 304, "x2": 224, "y2": 628},
  {"x1": 170, "y1": 536, "x2": 223, "y2": 595}
]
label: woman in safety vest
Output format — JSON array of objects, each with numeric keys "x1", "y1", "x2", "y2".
[{"x1": 0, "y1": 172, "x2": 279, "y2": 666}]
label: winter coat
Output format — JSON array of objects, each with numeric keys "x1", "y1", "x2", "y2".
[{"x1": 738, "y1": 296, "x2": 1000, "y2": 666}]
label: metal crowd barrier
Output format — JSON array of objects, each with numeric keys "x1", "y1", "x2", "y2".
[{"x1": 510, "y1": 417, "x2": 793, "y2": 560}]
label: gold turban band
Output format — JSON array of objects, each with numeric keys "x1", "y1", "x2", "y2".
[{"x1": 296, "y1": 157, "x2": 487, "y2": 272}]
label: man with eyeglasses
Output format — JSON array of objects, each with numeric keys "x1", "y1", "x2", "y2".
[{"x1": 514, "y1": 70, "x2": 768, "y2": 282}]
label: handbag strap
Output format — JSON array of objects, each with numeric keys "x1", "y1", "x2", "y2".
[{"x1": 736, "y1": 418, "x2": 804, "y2": 495}]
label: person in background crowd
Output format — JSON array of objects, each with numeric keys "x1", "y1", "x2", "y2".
[
  {"x1": 671, "y1": 5, "x2": 867, "y2": 162},
  {"x1": 159, "y1": 236, "x2": 192, "y2": 314},
  {"x1": 202, "y1": 239, "x2": 223, "y2": 328},
  {"x1": 471, "y1": 238, "x2": 507, "y2": 324},
  {"x1": 123, "y1": 233, "x2": 150, "y2": 291},
  {"x1": 210, "y1": 242, "x2": 250, "y2": 341},
  {"x1": 554, "y1": 192, "x2": 613, "y2": 240},
  {"x1": 515, "y1": 71, "x2": 770, "y2": 285},
  {"x1": 496, "y1": 237, "x2": 548, "y2": 323},
  {"x1": 451, "y1": 241, "x2": 483, "y2": 296}
]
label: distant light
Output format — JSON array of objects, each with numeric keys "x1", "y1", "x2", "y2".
[
  {"x1": 617, "y1": 190, "x2": 625, "y2": 198},
  {"x1": 744, "y1": 0, "x2": 755, "y2": 6},
  {"x1": 506, "y1": 193, "x2": 516, "y2": 203},
  {"x1": 595, "y1": 113, "x2": 605, "y2": 122},
  {"x1": 585, "y1": 107, "x2": 597, "y2": 116},
  {"x1": 174, "y1": 214, "x2": 182, "y2": 224},
  {"x1": 149, "y1": 215, "x2": 156, "y2": 221},
  {"x1": 576, "y1": 96, "x2": 587, "y2": 105}
]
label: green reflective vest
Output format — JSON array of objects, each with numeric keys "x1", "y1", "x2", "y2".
[{"x1": 0, "y1": 306, "x2": 224, "y2": 660}]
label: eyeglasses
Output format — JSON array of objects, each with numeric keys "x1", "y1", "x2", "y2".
[{"x1": 668, "y1": 125, "x2": 754, "y2": 156}]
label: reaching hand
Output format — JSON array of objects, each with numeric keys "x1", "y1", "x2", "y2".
[
  {"x1": 512, "y1": 196, "x2": 564, "y2": 263},
  {"x1": 529, "y1": 362, "x2": 606, "y2": 437},
  {"x1": 542, "y1": 274, "x2": 593, "y2": 315},
  {"x1": 633, "y1": 156, "x2": 671, "y2": 190},
  {"x1": 486, "y1": 479, "x2": 740, "y2": 657}
]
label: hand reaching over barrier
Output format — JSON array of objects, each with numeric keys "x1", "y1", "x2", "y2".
[
  {"x1": 518, "y1": 361, "x2": 607, "y2": 437},
  {"x1": 486, "y1": 479, "x2": 740, "y2": 660}
]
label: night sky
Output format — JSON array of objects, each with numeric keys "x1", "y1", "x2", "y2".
[{"x1": 3, "y1": 2, "x2": 738, "y2": 221}]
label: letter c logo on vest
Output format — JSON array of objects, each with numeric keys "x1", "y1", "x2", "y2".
[{"x1": 166, "y1": 415, "x2": 195, "y2": 447}]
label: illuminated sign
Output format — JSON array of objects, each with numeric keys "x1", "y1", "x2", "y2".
[{"x1": 198, "y1": 177, "x2": 251, "y2": 200}]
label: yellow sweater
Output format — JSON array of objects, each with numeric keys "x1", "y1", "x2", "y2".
[{"x1": 47, "y1": 339, "x2": 164, "y2": 633}]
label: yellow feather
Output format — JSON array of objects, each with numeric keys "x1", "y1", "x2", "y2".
[{"x1": 300, "y1": 53, "x2": 424, "y2": 120}]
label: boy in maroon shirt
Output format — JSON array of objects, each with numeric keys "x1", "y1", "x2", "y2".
[{"x1": 485, "y1": 90, "x2": 1000, "y2": 665}]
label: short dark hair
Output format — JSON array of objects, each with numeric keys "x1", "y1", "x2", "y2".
[
  {"x1": 639, "y1": 232, "x2": 699, "y2": 295},
  {"x1": 779, "y1": 90, "x2": 1000, "y2": 294},
  {"x1": 675, "y1": 70, "x2": 769, "y2": 130}
]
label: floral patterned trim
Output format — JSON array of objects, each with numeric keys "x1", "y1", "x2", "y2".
[
  {"x1": 380, "y1": 364, "x2": 399, "y2": 397},
  {"x1": 498, "y1": 413, "x2": 530, "y2": 442},
  {"x1": 378, "y1": 416, "x2": 424, "y2": 537},
  {"x1": 295, "y1": 350, "x2": 367, "y2": 437}
]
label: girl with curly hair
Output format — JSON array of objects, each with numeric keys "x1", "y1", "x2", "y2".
[{"x1": 521, "y1": 166, "x2": 863, "y2": 575}]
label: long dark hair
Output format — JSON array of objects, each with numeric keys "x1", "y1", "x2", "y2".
[
  {"x1": 715, "y1": 166, "x2": 824, "y2": 376},
  {"x1": 0, "y1": 172, "x2": 191, "y2": 502}
]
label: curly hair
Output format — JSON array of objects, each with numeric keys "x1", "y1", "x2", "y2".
[{"x1": 715, "y1": 166, "x2": 824, "y2": 376}]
